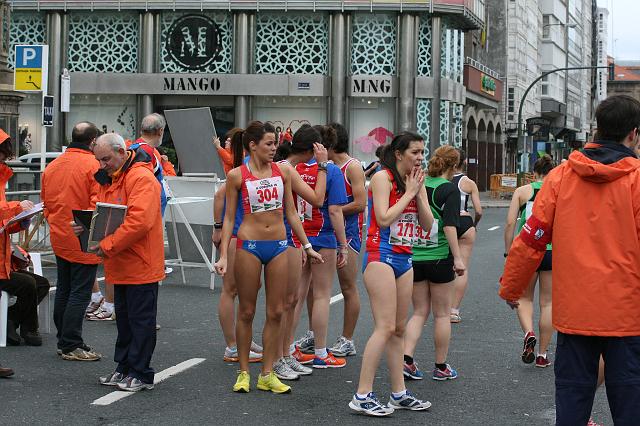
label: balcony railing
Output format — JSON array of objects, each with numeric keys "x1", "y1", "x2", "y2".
[
  {"x1": 465, "y1": 56, "x2": 501, "y2": 80},
  {"x1": 10, "y1": 0, "x2": 482, "y2": 19}
]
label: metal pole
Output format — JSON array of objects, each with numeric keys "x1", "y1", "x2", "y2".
[
  {"x1": 329, "y1": 12, "x2": 346, "y2": 125},
  {"x1": 397, "y1": 13, "x2": 416, "y2": 132},
  {"x1": 46, "y1": 11, "x2": 64, "y2": 151},
  {"x1": 430, "y1": 15, "x2": 442, "y2": 158},
  {"x1": 234, "y1": 12, "x2": 250, "y2": 127},
  {"x1": 517, "y1": 65, "x2": 611, "y2": 171},
  {"x1": 138, "y1": 11, "x2": 156, "y2": 129}
]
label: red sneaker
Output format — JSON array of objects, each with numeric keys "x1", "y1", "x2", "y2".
[
  {"x1": 292, "y1": 346, "x2": 314, "y2": 365},
  {"x1": 521, "y1": 331, "x2": 537, "y2": 364},
  {"x1": 535, "y1": 355, "x2": 551, "y2": 368},
  {"x1": 312, "y1": 352, "x2": 346, "y2": 368}
]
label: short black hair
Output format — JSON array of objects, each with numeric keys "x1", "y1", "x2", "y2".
[
  {"x1": 595, "y1": 95, "x2": 640, "y2": 143},
  {"x1": 72, "y1": 121, "x2": 99, "y2": 146},
  {"x1": 328, "y1": 122, "x2": 349, "y2": 153}
]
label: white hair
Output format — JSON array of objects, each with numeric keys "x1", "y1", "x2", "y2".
[
  {"x1": 96, "y1": 133, "x2": 126, "y2": 152},
  {"x1": 140, "y1": 113, "x2": 166, "y2": 134}
]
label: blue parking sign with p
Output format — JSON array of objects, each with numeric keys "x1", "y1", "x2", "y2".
[{"x1": 16, "y1": 46, "x2": 43, "y2": 68}]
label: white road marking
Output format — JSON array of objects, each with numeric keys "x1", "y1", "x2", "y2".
[
  {"x1": 330, "y1": 293, "x2": 344, "y2": 305},
  {"x1": 488, "y1": 226, "x2": 500, "y2": 231},
  {"x1": 91, "y1": 357, "x2": 206, "y2": 406}
]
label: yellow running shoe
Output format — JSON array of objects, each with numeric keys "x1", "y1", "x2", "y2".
[
  {"x1": 256, "y1": 371, "x2": 292, "y2": 394},
  {"x1": 233, "y1": 371, "x2": 250, "y2": 393}
]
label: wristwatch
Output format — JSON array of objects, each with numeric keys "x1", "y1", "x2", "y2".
[{"x1": 318, "y1": 161, "x2": 328, "y2": 171}]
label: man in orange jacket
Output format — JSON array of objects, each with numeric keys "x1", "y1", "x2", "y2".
[
  {"x1": 42, "y1": 122, "x2": 102, "y2": 360},
  {"x1": 500, "y1": 95, "x2": 640, "y2": 425},
  {"x1": 89, "y1": 133, "x2": 165, "y2": 392}
]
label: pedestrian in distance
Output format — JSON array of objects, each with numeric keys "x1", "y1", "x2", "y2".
[{"x1": 503, "y1": 155, "x2": 556, "y2": 368}]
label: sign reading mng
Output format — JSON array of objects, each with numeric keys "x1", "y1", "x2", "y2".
[{"x1": 14, "y1": 45, "x2": 48, "y2": 92}]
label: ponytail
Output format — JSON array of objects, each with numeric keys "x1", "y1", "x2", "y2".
[
  {"x1": 427, "y1": 145, "x2": 459, "y2": 177},
  {"x1": 380, "y1": 131, "x2": 423, "y2": 194}
]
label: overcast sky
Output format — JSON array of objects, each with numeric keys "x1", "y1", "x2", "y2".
[{"x1": 598, "y1": 0, "x2": 640, "y2": 61}]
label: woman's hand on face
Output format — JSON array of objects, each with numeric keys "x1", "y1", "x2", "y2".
[{"x1": 405, "y1": 167, "x2": 425, "y2": 197}]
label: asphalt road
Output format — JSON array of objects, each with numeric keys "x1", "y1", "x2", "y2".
[{"x1": 0, "y1": 209, "x2": 613, "y2": 425}]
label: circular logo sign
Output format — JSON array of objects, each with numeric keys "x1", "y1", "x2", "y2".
[{"x1": 166, "y1": 15, "x2": 221, "y2": 71}]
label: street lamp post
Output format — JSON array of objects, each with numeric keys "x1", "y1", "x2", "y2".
[{"x1": 517, "y1": 65, "x2": 612, "y2": 173}]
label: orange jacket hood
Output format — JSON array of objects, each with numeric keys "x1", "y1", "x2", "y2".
[{"x1": 568, "y1": 148, "x2": 640, "y2": 184}]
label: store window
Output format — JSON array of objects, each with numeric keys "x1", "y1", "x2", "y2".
[{"x1": 66, "y1": 95, "x2": 138, "y2": 142}]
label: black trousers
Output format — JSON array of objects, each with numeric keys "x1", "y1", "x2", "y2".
[
  {"x1": 114, "y1": 283, "x2": 158, "y2": 384},
  {"x1": 0, "y1": 271, "x2": 50, "y2": 333},
  {"x1": 556, "y1": 332, "x2": 640, "y2": 426},
  {"x1": 53, "y1": 256, "x2": 97, "y2": 352}
]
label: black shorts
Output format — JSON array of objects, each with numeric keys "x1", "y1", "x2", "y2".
[
  {"x1": 457, "y1": 216, "x2": 475, "y2": 239},
  {"x1": 413, "y1": 258, "x2": 455, "y2": 284},
  {"x1": 537, "y1": 250, "x2": 552, "y2": 272}
]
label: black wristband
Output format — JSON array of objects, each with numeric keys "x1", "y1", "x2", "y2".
[{"x1": 214, "y1": 222, "x2": 223, "y2": 230}]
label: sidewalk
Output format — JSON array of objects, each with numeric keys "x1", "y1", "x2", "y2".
[{"x1": 479, "y1": 191, "x2": 510, "y2": 208}]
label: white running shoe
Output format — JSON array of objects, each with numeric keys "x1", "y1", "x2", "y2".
[
  {"x1": 329, "y1": 336, "x2": 357, "y2": 357},
  {"x1": 273, "y1": 358, "x2": 299, "y2": 381},
  {"x1": 284, "y1": 356, "x2": 313, "y2": 375}
]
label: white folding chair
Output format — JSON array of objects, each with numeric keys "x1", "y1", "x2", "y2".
[{"x1": 30, "y1": 253, "x2": 56, "y2": 334}]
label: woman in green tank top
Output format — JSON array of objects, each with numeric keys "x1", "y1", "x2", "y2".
[
  {"x1": 503, "y1": 155, "x2": 556, "y2": 368},
  {"x1": 403, "y1": 146, "x2": 466, "y2": 381}
]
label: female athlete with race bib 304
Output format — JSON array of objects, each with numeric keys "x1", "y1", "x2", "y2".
[{"x1": 214, "y1": 121, "x2": 323, "y2": 395}]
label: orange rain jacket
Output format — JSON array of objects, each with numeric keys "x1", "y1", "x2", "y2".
[
  {"x1": 0, "y1": 130, "x2": 26, "y2": 279},
  {"x1": 41, "y1": 146, "x2": 101, "y2": 265},
  {"x1": 96, "y1": 149, "x2": 165, "y2": 285},
  {"x1": 500, "y1": 142, "x2": 640, "y2": 336}
]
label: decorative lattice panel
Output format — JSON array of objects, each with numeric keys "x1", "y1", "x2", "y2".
[
  {"x1": 255, "y1": 14, "x2": 328, "y2": 75},
  {"x1": 350, "y1": 14, "x2": 397, "y2": 75},
  {"x1": 456, "y1": 31, "x2": 464, "y2": 83},
  {"x1": 160, "y1": 12, "x2": 233, "y2": 73},
  {"x1": 417, "y1": 15, "x2": 431, "y2": 77},
  {"x1": 440, "y1": 100, "x2": 450, "y2": 146},
  {"x1": 440, "y1": 22, "x2": 450, "y2": 79},
  {"x1": 416, "y1": 99, "x2": 431, "y2": 160},
  {"x1": 68, "y1": 12, "x2": 138, "y2": 73},
  {"x1": 8, "y1": 12, "x2": 45, "y2": 70},
  {"x1": 453, "y1": 104, "x2": 463, "y2": 148}
]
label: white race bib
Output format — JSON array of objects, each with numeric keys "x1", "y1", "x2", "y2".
[
  {"x1": 246, "y1": 177, "x2": 284, "y2": 213},
  {"x1": 389, "y1": 212, "x2": 416, "y2": 246},
  {"x1": 414, "y1": 219, "x2": 439, "y2": 248}
]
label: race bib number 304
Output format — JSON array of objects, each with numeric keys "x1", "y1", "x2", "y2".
[
  {"x1": 246, "y1": 177, "x2": 284, "y2": 213},
  {"x1": 414, "y1": 219, "x2": 439, "y2": 248},
  {"x1": 389, "y1": 212, "x2": 416, "y2": 246}
]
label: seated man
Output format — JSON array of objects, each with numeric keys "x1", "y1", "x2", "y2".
[{"x1": 0, "y1": 246, "x2": 51, "y2": 346}]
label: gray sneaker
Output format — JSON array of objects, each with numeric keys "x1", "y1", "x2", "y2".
[
  {"x1": 117, "y1": 376, "x2": 154, "y2": 392},
  {"x1": 99, "y1": 371, "x2": 126, "y2": 386},
  {"x1": 273, "y1": 358, "x2": 299, "y2": 381},
  {"x1": 330, "y1": 336, "x2": 357, "y2": 357},
  {"x1": 61, "y1": 347, "x2": 101, "y2": 361},
  {"x1": 388, "y1": 390, "x2": 432, "y2": 411},
  {"x1": 284, "y1": 356, "x2": 313, "y2": 376},
  {"x1": 250, "y1": 340, "x2": 263, "y2": 353},
  {"x1": 223, "y1": 346, "x2": 263, "y2": 362},
  {"x1": 295, "y1": 330, "x2": 315, "y2": 354}
]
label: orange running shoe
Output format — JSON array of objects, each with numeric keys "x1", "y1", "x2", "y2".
[
  {"x1": 292, "y1": 346, "x2": 314, "y2": 365},
  {"x1": 313, "y1": 352, "x2": 346, "y2": 368}
]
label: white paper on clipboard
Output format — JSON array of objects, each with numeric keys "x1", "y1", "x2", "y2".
[{"x1": 164, "y1": 107, "x2": 224, "y2": 177}]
